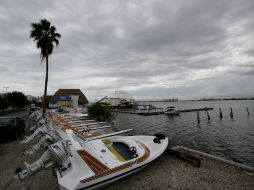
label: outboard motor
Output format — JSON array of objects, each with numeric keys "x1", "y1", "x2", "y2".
[
  {"x1": 29, "y1": 118, "x2": 48, "y2": 132},
  {"x1": 20, "y1": 126, "x2": 46, "y2": 144},
  {"x1": 15, "y1": 140, "x2": 71, "y2": 180},
  {"x1": 23, "y1": 130, "x2": 61, "y2": 155},
  {"x1": 15, "y1": 150, "x2": 52, "y2": 180},
  {"x1": 48, "y1": 140, "x2": 72, "y2": 169}
]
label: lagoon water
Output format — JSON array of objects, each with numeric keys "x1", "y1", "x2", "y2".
[{"x1": 114, "y1": 100, "x2": 254, "y2": 167}]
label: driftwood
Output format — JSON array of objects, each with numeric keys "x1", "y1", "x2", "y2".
[{"x1": 164, "y1": 148, "x2": 201, "y2": 168}]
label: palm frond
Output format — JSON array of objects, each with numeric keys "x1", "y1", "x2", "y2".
[
  {"x1": 55, "y1": 33, "x2": 61, "y2": 38},
  {"x1": 30, "y1": 18, "x2": 61, "y2": 59},
  {"x1": 53, "y1": 38, "x2": 59, "y2": 46},
  {"x1": 50, "y1": 26, "x2": 56, "y2": 32}
]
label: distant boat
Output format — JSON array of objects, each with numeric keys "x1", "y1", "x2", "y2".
[{"x1": 164, "y1": 106, "x2": 180, "y2": 116}]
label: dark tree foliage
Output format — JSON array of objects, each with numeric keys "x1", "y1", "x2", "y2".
[
  {"x1": 30, "y1": 99, "x2": 42, "y2": 107},
  {"x1": 6, "y1": 91, "x2": 29, "y2": 110},
  {"x1": 88, "y1": 103, "x2": 115, "y2": 121},
  {"x1": 30, "y1": 19, "x2": 61, "y2": 117},
  {"x1": 0, "y1": 95, "x2": 10, "y2": 112}
]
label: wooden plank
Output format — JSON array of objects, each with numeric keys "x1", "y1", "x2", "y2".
[
  {"x1": 78, "y1": 150, "x2": 109, "y2": 174},
  {"x1": 179, "y1": 107, "x2": 213, "y2": 113},
  {"x1": 164, "y1": 148, "x2": 201, "y2": 167}
]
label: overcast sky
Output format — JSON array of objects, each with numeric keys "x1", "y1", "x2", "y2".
[{"x1": 0, "y1": 0, "x2": 254, "y2": 101}]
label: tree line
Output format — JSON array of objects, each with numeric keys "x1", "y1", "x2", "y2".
[{"x1": 0, "y1": 91, "x2": 29, "y2": 112}]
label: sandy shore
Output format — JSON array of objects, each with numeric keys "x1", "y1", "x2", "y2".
[{"x1": 0, "y1": 114, "x2": 253, "y2": 190}]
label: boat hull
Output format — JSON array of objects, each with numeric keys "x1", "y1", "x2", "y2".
[
  {"x1": 59, "y1": 165, "x2": 146, "y2": 190},
  {"x1": 57, "y1": 136, "x2": 168, "y2": 190}
]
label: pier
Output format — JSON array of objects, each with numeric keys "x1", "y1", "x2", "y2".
[
  {"x1": 115, "y1": 107, "x2": 213, "y2": 115},
  {"x1": 179, "y1": 107, "x2": 213, "y2": 113}
]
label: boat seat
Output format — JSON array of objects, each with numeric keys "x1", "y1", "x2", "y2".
[
  {"x1": 102, "y1": 139, "x2": 126, "y2": 162},
  {"x1": 102, "y1": 139, "x2": 137, "y2": 161},
  {"x1": 112, "y1": 142, "x2": 136, "y2": 160}
]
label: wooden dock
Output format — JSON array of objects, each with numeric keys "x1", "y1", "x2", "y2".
[
  {"x1": 179, "y1": 107, "x2": 213, "y2": 113},
  {"x1": 115, "y1": 107, "x2": 213, "y2": 115},
  {"x1": 115, "y1": 110, "x2": 164, "y2": 115},
  {"x1": 137, "y1": 111, "x2": 164, "y2": 115}
]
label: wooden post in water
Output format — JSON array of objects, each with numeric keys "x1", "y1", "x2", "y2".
[
  {"x1": 230, "y1": 107, "x2": 233, "y2": 119},
  {"x1": 219, "y1": 108, "x2": 223, "y2": 119},
  {"x1": 206, "y1": 110, "x2": 210, "y2": 121},
  {"x1": 197, "y1": 111, "x2": 200, "y2": 124},
  {"x1": 246, "y1": 107, "x2": 250, "y2": 115}
]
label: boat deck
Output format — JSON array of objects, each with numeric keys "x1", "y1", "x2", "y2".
[{"x1": 78, "y1": 149, "x2": 109, "y2": 174}]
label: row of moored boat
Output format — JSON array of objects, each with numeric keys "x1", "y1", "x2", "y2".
[{"x1": 15, "y1": 109, "x2": 168, "y2": 190}]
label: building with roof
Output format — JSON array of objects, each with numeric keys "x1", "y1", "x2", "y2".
[
  {"x1": 98, "y1": 91, "x2": 137, "y2": 108},
  {"x1": 45, "y1": 89, "x2": 88, "y2": 108}
]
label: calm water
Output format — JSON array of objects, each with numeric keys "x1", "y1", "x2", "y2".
[{"x1": 114, "y1": 100, "x2": 254, "y2": 167}]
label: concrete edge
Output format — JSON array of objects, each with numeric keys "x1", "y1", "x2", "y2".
[{"x1": 171, "y1": 146, "x2": 254, "y2": 173}]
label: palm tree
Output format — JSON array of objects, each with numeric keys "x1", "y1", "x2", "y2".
[{"x1": 30, "y1": 19, "x2": 61, "y2": 117}]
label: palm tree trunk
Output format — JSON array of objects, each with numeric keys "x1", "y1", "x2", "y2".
[{"x1": 42, "y1": 49, "x2": 49, "y2": 117}]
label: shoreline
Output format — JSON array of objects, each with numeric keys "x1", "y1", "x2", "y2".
[{"x1": 0, "y1": 112, "x2": 253, "y2": 190}]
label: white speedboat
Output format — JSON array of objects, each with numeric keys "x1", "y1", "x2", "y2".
[
  {"x1": 15, "y1": 130, "x2": 168, "y2": 190},
  {"x1": 57, "y1": 130, "x2": 168, "y2": 190},
  {"x1": 164, "y1": 106, "x2": 180, "y2": 116}
]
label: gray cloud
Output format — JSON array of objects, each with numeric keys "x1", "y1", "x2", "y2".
[{"x1": 0, "y1": 0, "x2": 254, "y2": 100}]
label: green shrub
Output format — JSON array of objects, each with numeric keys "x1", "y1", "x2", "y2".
[
  {"x1": 0, "y1": 96, "x2": 10, "y2": 112},
  {"x1": 7, "y1": 91, "x2": 29, "y2": 110},
  {"x1": 88, "y1": 103, "x2": 114, "y2": 121}
]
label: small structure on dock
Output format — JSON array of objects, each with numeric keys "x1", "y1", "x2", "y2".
[
  {"x1": 98, "y1": 91, "x2": 137, "y2": 109},
  {"x1": 134, "y1": 104, "x2": 164, "y2": 115}
]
